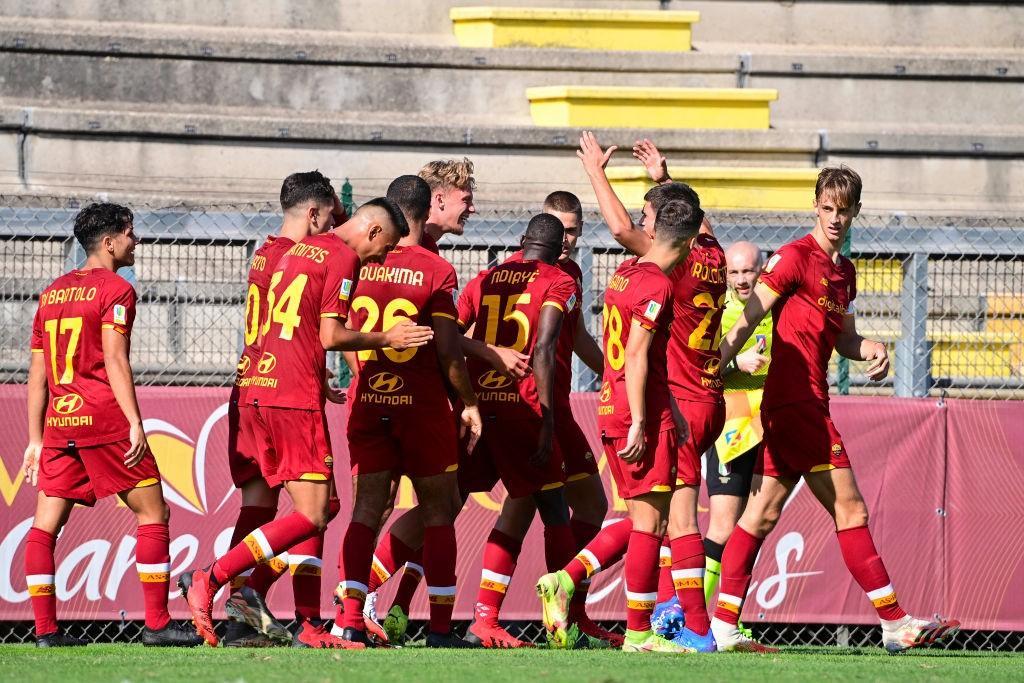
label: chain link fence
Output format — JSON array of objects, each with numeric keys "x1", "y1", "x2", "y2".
[
  {"x1": 1, "y1": 618, "x2": 1022, "y2": 651},
  {"x1": 2, "y1": 194, "x2": 1023, "y2": 398}
]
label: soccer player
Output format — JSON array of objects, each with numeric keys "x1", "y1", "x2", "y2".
[
  {"x1": 419, "y1": 157, "x2": 476, "y2": 254},
  {"x1": 221, "y1": 171, "x2": 349, "y2": 647},
  {"x1": 710, "y1": 166, "x2": 959, "y2": 653},
  {"x1": 21, "y1": 203, "x2": 202, "y2": 647},
  {"x1": 537, "y1": 198, "x2": 704, "y2": 654},
  {"x1": 577, "y1": 133, "x2": 725, "y2": 651},
  {"x1": 504, "y1": 191, "x2": 616, "y2": 646},
  {"x1": 704, "y1": 241, "x2": 771, "y2": 622},
  {"x1": 335, "y1": 175, "x2": 483, "y2": 648},
  {"x1": 179, "y1": 198, "x2": 433, "y2": 648},
  {"x1": 456, "y1": 213, "x2": 579, "y2": 648}
]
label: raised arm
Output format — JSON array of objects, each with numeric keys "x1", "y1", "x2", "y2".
[{"x1": 578, "y1": 131, "x2": 652, "y2": 256}]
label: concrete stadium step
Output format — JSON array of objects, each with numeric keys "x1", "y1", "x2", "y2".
[
  {"x1": 2, "y1": 20, "x2": 1022, "y2": 130},
  {"x1": 605, "y1": 166, "x2": 817, "y2": 210},
  {"x1": 526, "y1": 86, "x2": 777, "y2": 130},
  {"x1": 11, "y1": 1, "x2": 1013, "y2": 50},
  {"x1": 450, "y1": 7, "x2": 700, "y2": 51},
  {"x1": 864, "y1": 330, "x2": 1024, "y2": 380},
  {"x1": 2, "y1": 99, "x2": 1023, "y2": 211}
]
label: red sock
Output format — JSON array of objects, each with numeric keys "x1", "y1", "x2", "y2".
[
  {"x1": 423, "y1": 525, "x2": 458, "y2": 635},
  {"x1": 657, "y1": 541, "x2": 674, "y2": 603},
  {"x1": 564, "y1": 518, "x2": 632, "y2": 585},
  {"x1": 369, "y1": 532, "x2": 415, "y2": 593},
  {"x1": 25, "y1": 527, "x2": 57, "y2": 637},
  {"x1": 392, "y1": 553, "x2": 424, "y2": 613},
  {"x1": 671, "y1": 533, "x2": 710, "y2": 635},
  {"x1": 624, "y1": 529, "x2": 661, "y2": 633},
  {"x1": 228, "y1": 506, "x2": 277, "y2": 589},
  {"x1": 136, "y1": 523, "x2": 172, "y2": 631},
  {"x1": 288, "y1": 533, "x2": 324, "y2": 622},
  {"x1": 837, "y1": 525, "x2": 907, "y2": 621},
  {"x1": 339, "y1": 521, "x2": 376, "y2": 630},
  {"x1": 212, "y1": 511, "x2": 317, "y2": 585},
  {"x1": 568, "y1": 519, "x2": 601, "y2": 614},
  {"x1": 543, "y1": 523, "x2": 577, "y2": 572},
  {"x1": 712, "y1": 525, "x2": 763, "y2": 626},
  {"x1": 475, "y1": 528, "x2": 522, "y2": 625}
]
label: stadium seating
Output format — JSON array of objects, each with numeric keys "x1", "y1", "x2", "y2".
[{"x1": 606, "y1": 167, "x2": 818, "y2": 210}]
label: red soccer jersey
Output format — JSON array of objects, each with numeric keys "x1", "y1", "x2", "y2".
[
  {"x1": 457, "y1": 258, "x2": 577, "y2": 421},
  {"x1": 666, "y1": 233, "x2": 727, "y2": 404},
  {"x1": 235, "y1": 235, "x2": 295, "y2": 401},
  {"x1": 347, "y1": 245, "x2": 459, "y2": 411},
  {"x1": 31, "y1": 269, "x2": 137, "y2": 448},
  {"x1": 246, "y1": 232, "x2": 361, "y2": 410},
  {"x1": 598, "y1": 258, "x2": 676, "y2": 438},
  {"x1": 505, "y1": 251, "x2": 583, "y2": 405},
  {"x1": 758, "y1": 233, "x2": 857, "y2": 409}
]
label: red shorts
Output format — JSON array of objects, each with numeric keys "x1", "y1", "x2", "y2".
[
  {"x1": 758, "y1": 400, "x2": 851, "y2": 480},
  {"x1": 39, "y1": 439, "x2": 161, "y2": 507},
  {"x1": 347, "y1": 405, "x2": 459, "y2": 478},
  {"x1": 459, "y1": 417, "x2": 565, "y2": 499},
  {"x1": 557, "y1": 412, "x2": 599, "y2": 482},
  {"x1": 675, "y1": 398, "x2": 726, "y2": 486},
  {"x1": 228, "y1": 387, "x2": 263, "y2": 488},
  {"x1": 251, "y1": 405, "x2": 334, "y2": 488},
  {"x1": 603, "y1": 427, "x2": 678, "y2": 500}
]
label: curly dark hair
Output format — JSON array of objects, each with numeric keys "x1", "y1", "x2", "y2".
[
  {"x1": 73, "y1": 202, "x2": 134, "y2": 252},
  {"x1": 280, "y1": 170, "x2": 335, "y2": 212}
]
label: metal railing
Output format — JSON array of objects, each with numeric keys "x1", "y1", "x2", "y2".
[{"x1": 2, "y1": 195, "x2": 1022, "y2": 399}]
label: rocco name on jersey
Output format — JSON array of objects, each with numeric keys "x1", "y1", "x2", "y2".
[{"x1": 690, "y1": 260, "x2": 726, "y2": 284}]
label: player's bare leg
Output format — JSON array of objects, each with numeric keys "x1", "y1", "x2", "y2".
[
  {"x1": 805, "y1": 467, "x2": 959, "y2": 653},
  {"x1": 337, "y1": 470, "x2": 394, "y2": 646},
  {"x1": 26, "y1": 493, "x2": 82, "y2": 647},
  {"x1": 412, "y1": 471, "x2": 475, "y2": 648},
  {"x1": 563, "y1": 473, "x2": 620, "y2": 646},
  {"x1": 466, "y1": 494, "x2": 537, "y2": 648}
]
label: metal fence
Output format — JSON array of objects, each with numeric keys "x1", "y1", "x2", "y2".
[
  {"x1": 1, "y1": 618, "x2": 1022, "y2": 651},
  {"x1": 2, "y1": 194, "x2": 1023, "y2": 399}
]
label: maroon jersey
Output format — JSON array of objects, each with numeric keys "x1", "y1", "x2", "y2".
[
  {"x1": 247, "y1": 232, "x2": 360, "y2": 410},
  {"x1": 457, "y1": 258, "x2": 577, "y2": 421},
  {"x1": 758, "y1": 233, "x2": 857, "y2": 409},
  {"x1": 666, "y1": 233, "x2": 727, "y2": 404},
  {"x1": 235, "y1": 235, "x2": 295, "y2": 401},
  {"x1": 347, "y1": 245, "x2": 459, "y2": 412},
  {"x1": 505, "y1": 252, "x2": 583, "y2": 405},
  {"x1": 31, "y1": 269, "x2": 136, "y2": 448},
  {"x1": 598, "y1": 258, "x2": 675, "y2": 438},
  {"x1": 420, "y1": 232, "x2": 440, "y2": 255}
]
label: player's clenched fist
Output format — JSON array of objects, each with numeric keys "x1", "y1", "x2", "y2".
[
  {"x1": 864, "y1": 340, "x2": 890, "y2": 381},
  {"x1": 384, "y1": 319, "x2": 434, "y2": 350},
  {"x1": 460, "y1": 404, "x2": 483, "y2": 453}
]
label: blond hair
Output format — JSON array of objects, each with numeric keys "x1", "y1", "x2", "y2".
[
  {"x1": 419, "y1": 158, "x2": 476, "y2": 192},
  {"x1": 815, "y1": 165, "x2": 862, "y2": 208}
]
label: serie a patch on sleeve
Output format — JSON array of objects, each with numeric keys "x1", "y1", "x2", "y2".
[
  {"x1": 643, "y1": 300, "x2": 663, "y2": 321},
  {"x1": 113, "y1": 304, "x2": 127, "y2": 325},
  {"x1": 567, "y1": 292, "x2": 577, "y2": 311},
  {"x1": 339, "y1": 279, "x2": 353, "y2": 300}
]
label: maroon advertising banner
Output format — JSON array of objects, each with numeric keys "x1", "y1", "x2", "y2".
[{"x1": 1, "y1": 386, "x2": 1021, "y2": 630}]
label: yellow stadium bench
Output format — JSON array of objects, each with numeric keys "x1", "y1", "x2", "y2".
[
  {"x1": 852, "y1": 258, "x2": 903, "y2": 295},
  {"x1": 525, "y1": 86, "x2": 777, "y2": 130},
  {"x1": 605, "y1": 166, "x2": 817, "y2": 210},
  {"x1": 862, "y1": 331, "x2": 1023, "y2": 378},
  {"x1": 450, "y1": 7, "x2": 700, "y2": 52}
]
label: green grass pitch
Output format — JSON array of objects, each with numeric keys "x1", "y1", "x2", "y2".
[{"x1": 1, "y1": 645, "x2": 1021, "y2": 682}]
